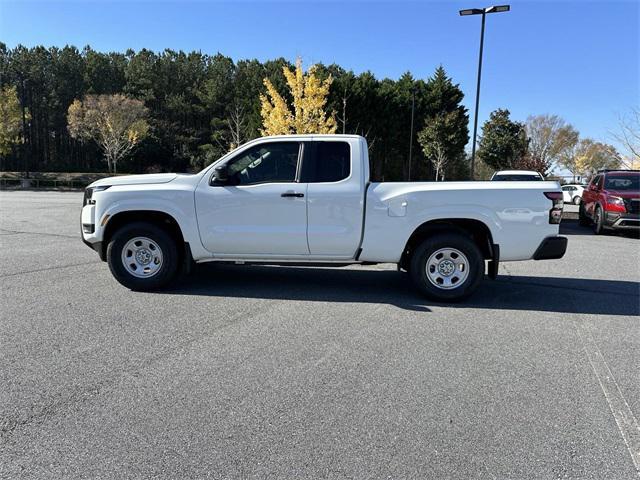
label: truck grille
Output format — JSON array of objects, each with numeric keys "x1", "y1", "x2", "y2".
[{"x1": 624, "y1": 198, "x2": 640, "y2": 214}]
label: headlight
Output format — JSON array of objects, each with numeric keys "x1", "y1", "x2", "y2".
[
  {"x1": 605, "y1": 195, "x2": 626, "y2": 213},
  {"x1": 83, "y1": 185, "x2": 110, "y2": 206}
]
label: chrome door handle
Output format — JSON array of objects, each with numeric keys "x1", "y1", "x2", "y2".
[{"x1": 281, "y1": 192, "x2": 304, "y2": 198}]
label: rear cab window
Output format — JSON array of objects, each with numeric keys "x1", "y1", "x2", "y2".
[
  {"x1": 492, "y1": 174, "x2": 542, "y2": 181},
  {"x1": 301, "y1": 141, "x2": 351, "y2": 183}
]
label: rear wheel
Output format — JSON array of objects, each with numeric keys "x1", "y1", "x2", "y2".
[
  {"x1": 573, "y1": 196, "x2": 581, "y2": 205},
  {"x1": 409, "y1": 233, "x2": 484, "y2": 302},
  {"x1": 107, "y1": 222, "x2": 179, "y2": 290}
]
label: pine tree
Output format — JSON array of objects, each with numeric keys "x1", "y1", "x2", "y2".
[
  {"x1": 418, "y1": 112, "x2": 461, "y2": 180},
  {"x1": 418, "y1": 66, "x2": 469, "y2": 179}
]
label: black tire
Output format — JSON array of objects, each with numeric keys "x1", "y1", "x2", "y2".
[
  {"x1": 409, "y1": 233, "x2": 484, "y2": 302},
  {"x1": 592, "y1": 205, "x2": 605, "y2": 235},
  {"x1": 107, "y1": 222, "x2": 179, "y2": 291},
  {"x1": 572, "y1": 196, "x2": 581, "y2": 205},
  {"x1": 578, "y1": 202, "x2": 590, "y2": 226}
]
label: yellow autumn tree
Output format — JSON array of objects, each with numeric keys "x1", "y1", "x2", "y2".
[
  {"x1": 573, "y1": 138, "x2": 620, "y2": 177},
  {"x1": 260, "y1": 58, "x2": 337, "y2": 135},
  {"x1": 0, "y1": 85, "x2": 28, "y2": 157}
]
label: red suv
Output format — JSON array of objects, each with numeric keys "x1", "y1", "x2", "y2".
[{"x1": 579, "y1": 170, "x2": 640, "y2": 234}]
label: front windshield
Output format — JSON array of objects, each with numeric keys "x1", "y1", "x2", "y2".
[
  {"x1": 492, "y1": 174, "x2": 542, "y2": 181},
  {"x1": 605, "y1": 175, "x2": 640, "y2": 191}
]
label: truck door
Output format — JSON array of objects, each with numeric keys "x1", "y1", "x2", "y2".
[
  {"x1": 195, "y1": 141, "x2": 309, "y2": 256},
  {"x1": 303, "y1": 140, "x2": 364, "y2": 258}
]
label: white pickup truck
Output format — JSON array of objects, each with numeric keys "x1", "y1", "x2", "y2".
[{"x1": 81, "y1": 134, "x2": 567, "y2": 302}]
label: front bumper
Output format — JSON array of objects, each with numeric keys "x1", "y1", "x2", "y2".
[
  {"x1": 605, "y1": 212, "x2": 640, "y2": 229},
  {"x1": 80, "y1": 203, "x2": 105, "y2": 260},
  {"x1": 533, "y1": 236, "x2": 568, "y2": 260},
  {"x1": 82, "y1": 236, "x2": 104, "y2": 260}
]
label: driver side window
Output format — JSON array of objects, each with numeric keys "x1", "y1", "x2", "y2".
[{"x1": 225, "y1": 142, "x2": 300, "y2": 185}]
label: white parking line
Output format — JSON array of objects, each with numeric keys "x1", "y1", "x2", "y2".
[{"x1": 576, "y1": 322, "x2": 640, "y2": 476}]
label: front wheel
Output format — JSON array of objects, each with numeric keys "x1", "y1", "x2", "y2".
[
  {"x1": 578, "y1": 202, "x2": 590, "y2": 226},
  {"x1": 107, "y1": 222, "x2": 179, "y2": 290},
  {"x1": 593, "y1": 206, "x2": 605, "y2": 235},
  {"x1": 573, "y1": 196, "x2": 581, "y2": 205},
  {"x1": 409, "y1": 233, "x2": 484, "y2": 302}
]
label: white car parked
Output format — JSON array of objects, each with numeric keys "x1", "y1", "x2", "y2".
[
  {"x1": 491, "y1": 170, "x2": 545, "y2": 181},
  {"x1": 561, "y1": 184, "x2": 585, "y2": 204},
  {"x1": 81, "y1": 135, "x2": 567, "y2": 302}
]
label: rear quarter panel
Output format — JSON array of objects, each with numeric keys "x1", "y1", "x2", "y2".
[{"x1": 360, "y1": 181, "x2": 560, "y2": 263}]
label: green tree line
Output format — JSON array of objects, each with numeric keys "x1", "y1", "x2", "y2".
[
  {"x1": 0, "y1": 43, "x2": 471, "y2": 180},
  {"x1": 1, "y1": 43, "x2": 624, "y2": 181}
]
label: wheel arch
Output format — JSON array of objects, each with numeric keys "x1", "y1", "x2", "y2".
[
  {"x1": 100, "y1": 210, "x2": 187, "y2": 262},
  {"x1": 399, "y1": 218, "x2": 496, "y2": 272}
]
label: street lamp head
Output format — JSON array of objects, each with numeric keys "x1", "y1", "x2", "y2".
[
  {"x1": 487, "y1": 5, "x2": 510, "y2": 13},
  {"x1": 459, "y1": 8, "x2": 484, "y2": 16},
  {"x1": 460, "y1": 5, "x2": 510, "y2": 16}
]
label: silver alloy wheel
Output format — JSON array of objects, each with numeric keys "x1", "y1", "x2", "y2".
[
  {"x1": 426, "y1": 247, "x2": 470, "y2": 290},
  {"x1": 121, "y1": 236, "x2": 163, "y2": 278}
]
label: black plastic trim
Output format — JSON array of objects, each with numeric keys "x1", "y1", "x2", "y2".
[
  {"x1": 182, "y1": 242, "x2": 194, "y2": 275},
  {"x1": 487, "y1": 244, "x2": 500, "y2": 279},
  {"x1": 354, "y1": 182, "x2": 370, "y2": 260},
  {"x1": 533, "y1": 236, "x2": 568, "y2": 260},
  {"x1": 82, "y1": 237, "x2": 104, "y2": 261}
]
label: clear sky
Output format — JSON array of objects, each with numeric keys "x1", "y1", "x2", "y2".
[{"x1": 1, "y1": 0, "x2": 638, "y2": 154}]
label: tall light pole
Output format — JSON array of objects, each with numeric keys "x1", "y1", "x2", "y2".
[{"x1": 460, "y1": 5, "x2": 510, "y2": 179}]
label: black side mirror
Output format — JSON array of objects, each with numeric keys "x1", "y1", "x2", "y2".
[{"x1": 213, "y1": 164, "x2": 229, "y2": 184}]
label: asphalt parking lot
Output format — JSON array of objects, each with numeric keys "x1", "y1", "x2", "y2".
[{"x1": 1, "y1": 190, "x2": 639, "y2": 479}]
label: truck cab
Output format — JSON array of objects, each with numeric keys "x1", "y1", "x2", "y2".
[{"x1": 195, "y1": 136, "x2": 366, "y2": 260}]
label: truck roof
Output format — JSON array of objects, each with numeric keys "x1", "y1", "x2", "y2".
[
  {"x1": 494, "y1": 170, "x2": 541, "y2": 175},
  {"x1": 259, "y1": 134, "x2": 365, "y2": 141},
  {"x1": 601, "y1": 170, "x2": 640, "y2": 176}
]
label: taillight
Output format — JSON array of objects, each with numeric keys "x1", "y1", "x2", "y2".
[{"x1": 544, "y1": 191, "x2": 564, "y2": 224}]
